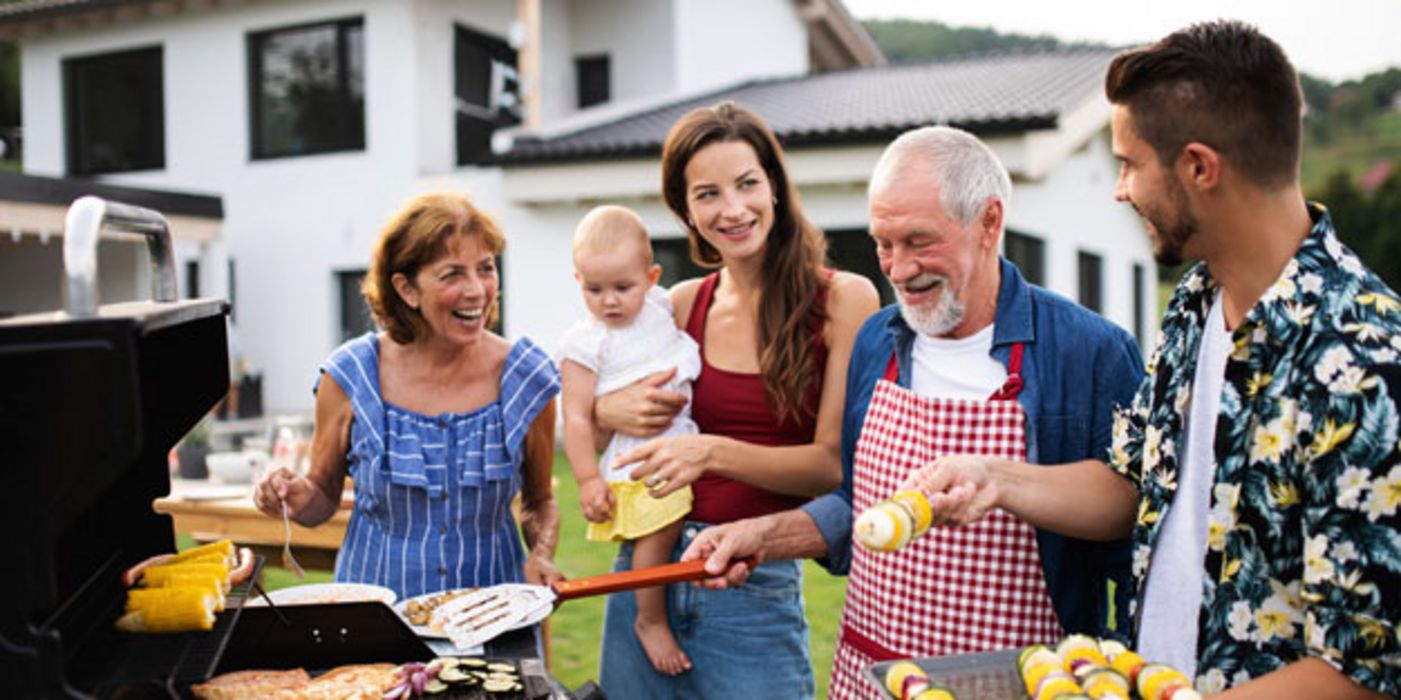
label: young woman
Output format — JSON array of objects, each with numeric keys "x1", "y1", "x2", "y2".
[{"x1": 594, "y1": 102, "x2": 879, "y2": 699}]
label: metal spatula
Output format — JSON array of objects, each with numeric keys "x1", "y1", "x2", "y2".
[{"x1": 433, "y1": 556, "x2": 754, "y2": 650}]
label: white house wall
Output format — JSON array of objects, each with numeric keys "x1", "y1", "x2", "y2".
[
  {"x1": 413, "y1": 0, "x2": 519, "y2": 175},
  {"x1": 673, "y1": 0, "x2": 807, "y2": 94},
  {"x1": 12, "y1": 0, "x2": 1154, "y2": 416},
  {"x1": 1005, "y1": 131, "x2": 1156, "y2": 351},
  {"x1": 566, "y1": 0, "x2": 676, "y2": 110},
  {"x1": 535, "y1": 0, "x2": 575, "y2": 127},
  {"x1": 17, "y1": 0, "x2": 512, "y2": 413}
]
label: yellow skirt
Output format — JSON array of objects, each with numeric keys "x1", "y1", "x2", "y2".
[{"x1": 586, "y1": 480, "x2": 692, "y2": 543}]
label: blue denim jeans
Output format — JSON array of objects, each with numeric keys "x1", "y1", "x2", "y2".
[{"x1": 597, "y1": 521, "x2": 815, "y2": 699}]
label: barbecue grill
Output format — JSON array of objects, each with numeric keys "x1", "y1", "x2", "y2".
[{"x1": 0, "y1": 197, "x2": 571, "y2": 699}]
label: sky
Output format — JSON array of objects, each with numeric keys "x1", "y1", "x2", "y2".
[{"x1": 843, "y1": 0, "x2": 1401, "y2": 83}]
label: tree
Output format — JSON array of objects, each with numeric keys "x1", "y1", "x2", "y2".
[
  {"x1": 1315, "y1": 167, "x2": 1401, "y2": 291},
  {"x1": 861, "y1": 19, "x2": 1084, "y2": 64}
]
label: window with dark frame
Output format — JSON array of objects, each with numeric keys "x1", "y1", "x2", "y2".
[
  {"x1": 654, "y1": 228, "x2": 896, "y2": 308},
  {"x1": 1004, "y1": 230, "x2": 1045, "y2": 286},
  {"x1": 249, "y1": 17, "x2": 365, "y2": 160},
  {"x1": 455, "y1": 24, "x2": 521, "y2": 165},
  {"x1": 652, "y1": 238, "x2": 709, "y2": 290},
  {"x1": 575, "y1": 54, "x2": 610, "y2": 109},
  {"x1": 337, "y1": 269, "x2": 374, "y2": 342},
  {"x1": 826, "y1": 227, "x2": 894, "y2": 307},
  {"x1": 64, "y1": 46, "x2": 164, "y2": 175},
  {"x1": 1079, "y1": 250, "x2": 1104, "y2": 313},
  {"x1": 228, "y1": 259, "x2": 237, "y2": 322},
  {"x1": 185, "y1": 260, "x2": 200, "y2": 299}
]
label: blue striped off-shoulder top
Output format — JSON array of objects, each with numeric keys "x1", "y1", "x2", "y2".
[{"x1": 317, "y1": 332, "x2": 559, "y2": 599}]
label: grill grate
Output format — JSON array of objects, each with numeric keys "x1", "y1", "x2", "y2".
[{"x1": 63, "y1": 556, "x2": 265, "y2": 696}]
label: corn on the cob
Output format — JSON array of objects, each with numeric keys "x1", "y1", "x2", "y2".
[
  {"x1": 116, "y1": 588, "x2": 217, "y2": 632},
  {"x1": 142, "y1": 562, "x2": 230, "y2": 593},
  {"x1": 167, "y1": 539, "x2": 234, "y2": 566},
  {"x1": 140, "y1": 573, "x2": 227, "y2": 611}
]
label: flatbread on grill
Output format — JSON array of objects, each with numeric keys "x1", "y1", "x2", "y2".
[
  {"x1": 190, "y1": 663, "x2": 397, "y2": 700},
  {"x1": 272, "y1": 663, "x2": 398, "y2": 700},
  {"x1": 190, "y1": 668, "x2": 310, "y2": 699}
]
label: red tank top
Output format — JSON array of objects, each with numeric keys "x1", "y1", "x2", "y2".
[{"x1": 685, "y1": 272, "x2": 828, "y2": 524}]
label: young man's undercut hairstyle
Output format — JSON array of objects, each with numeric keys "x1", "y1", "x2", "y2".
[{"x1": 1105, "y1": 19, "x2": 1303, "y2": 189}]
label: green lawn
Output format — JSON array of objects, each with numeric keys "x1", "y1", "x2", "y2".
[
  {"x1": 225, "y1": 456, "x2": 848, "y2": 696},
  {"x1": 542, "y1": 456, "x2": 848, "y2": 696}
]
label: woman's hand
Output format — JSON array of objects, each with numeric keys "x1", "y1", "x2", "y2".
[
  {"x1": 619, "y1": 434, "x2": 720, "y2": 498},
  {"x1": 252, "y1": 467, "x2": 322, "y2": 523},
  {"x1": 594, "y1": 369, "x2": 687, "y2": 439},
  {"x1": 524, "y1": 551, "x2": 566, "y2": 586}
]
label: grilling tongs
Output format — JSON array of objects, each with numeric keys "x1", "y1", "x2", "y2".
[{"x1": 434, "y1": 556, "x2": 755, "y2": 650}]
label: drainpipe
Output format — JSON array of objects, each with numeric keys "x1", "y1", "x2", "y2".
[{"x1": 516, "y1": 0, "x2": 541, "y2": 131}]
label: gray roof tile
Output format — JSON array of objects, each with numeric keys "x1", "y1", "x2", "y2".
[
  {"x1": 0, "y1": 0, "x2": 146, "y2": 22},
  {"x1": 500, "y1": 47, "x2": 1118, "y2": 164}
]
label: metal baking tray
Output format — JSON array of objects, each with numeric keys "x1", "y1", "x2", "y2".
[{"x1": 865, "y1": 648, "x2": 1025, "y2": 699}]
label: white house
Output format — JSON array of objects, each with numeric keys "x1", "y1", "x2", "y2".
[{"x1": 1, "y1": 0, "x2": 1152, "y2": 416}]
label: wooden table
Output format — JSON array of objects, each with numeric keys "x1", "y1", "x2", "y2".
[
  {"x1": 153, "y1": 479, "x2": 350, "y2": 571},
  {"x1": 153, "y1": 478, "x2": 555, "y2": 668}
]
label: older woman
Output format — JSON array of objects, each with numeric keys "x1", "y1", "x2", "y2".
[
  {"x1": 594, "y1": 102, "x2": 880, "y2": 699},
  {"x1": 253, "y1": 193, "x2": 562, "y2": 599}
]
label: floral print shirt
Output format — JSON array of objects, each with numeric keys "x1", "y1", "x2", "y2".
[{"x1": 1111, "y1": 204, "x2": 1401, "y2": 695}]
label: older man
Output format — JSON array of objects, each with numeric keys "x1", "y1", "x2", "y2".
[{"x1": 684, "y1": 125, "x2": 1143, "y2": 698}]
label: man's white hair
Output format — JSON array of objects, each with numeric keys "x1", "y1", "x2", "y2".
[{"x1": 868, "y1": 125, "x2": 1012, "y2": 227}]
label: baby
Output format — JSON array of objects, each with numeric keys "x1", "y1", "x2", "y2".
[{"x1": 557, "y1": 205, "x2": 701, "y2": 675}]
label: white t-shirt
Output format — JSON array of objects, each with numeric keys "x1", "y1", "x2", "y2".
[
  {"x1": 1137, "y1": 292, "x2": 1230, "y2": 678},
  {"x1": 910, "y1": 323, "x2": 1006, "y2": 400}
]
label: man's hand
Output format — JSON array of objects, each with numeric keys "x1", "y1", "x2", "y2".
[
  {"x1": 898, "y1": 454, "x2": 1002, "y2": 527},
  {"x1": 594, "y1": 369, "x2": 687, "y2": 438},
  {"x1": 680, "y1": 518, "x2": 770, "y2": 589},
  {"x1": 577, "y1": 477, "x2": 615, "y2": 523}
]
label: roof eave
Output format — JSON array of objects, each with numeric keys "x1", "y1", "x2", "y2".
[{"x1": 494, "y1": 115, "x2": 1057, "y2": 167}]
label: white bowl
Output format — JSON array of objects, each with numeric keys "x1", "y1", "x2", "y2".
[{"x1": 205, "y1": 451, "x2": 265, "y2": 484}]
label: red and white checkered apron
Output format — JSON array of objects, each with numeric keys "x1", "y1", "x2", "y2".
[{"x1": 828, "y1": 344, "x2": 1064, "y2": 699}]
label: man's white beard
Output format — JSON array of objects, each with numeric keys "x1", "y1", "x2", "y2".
[{"x1": 894, "y1": 274, "x2": 965, "y2": 337}]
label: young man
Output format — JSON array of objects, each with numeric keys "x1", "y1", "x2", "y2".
[{"x1": 854, "y1": 20, "x2": 1398, "y2": 698}]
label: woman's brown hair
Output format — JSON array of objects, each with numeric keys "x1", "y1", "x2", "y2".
[
  {"x1": 362, "y1": 192, "x2": 506, "y2": 344},
  {"x1": 660, "y1": 101, "x2": 830, "y2": 425}
]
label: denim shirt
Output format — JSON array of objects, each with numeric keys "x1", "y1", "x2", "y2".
[{"x1": 802, "y1": 258, "x2": 1144, "y2": 635}]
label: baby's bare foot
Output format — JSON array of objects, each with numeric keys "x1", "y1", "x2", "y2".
[{"x1": 635, "y1": 617, "x2": 691, "y2": 676}]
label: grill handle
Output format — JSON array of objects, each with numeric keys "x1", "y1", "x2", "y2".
[{"x1": 63, "y1": 195, "x2": 177, "y2": 317}]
